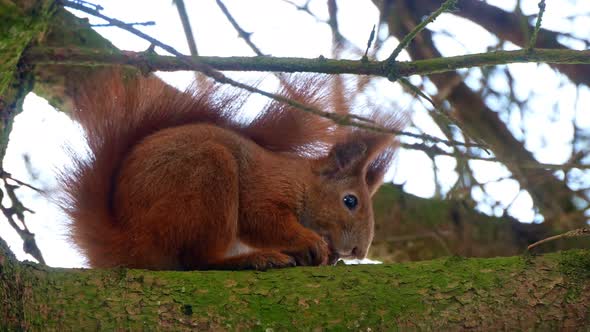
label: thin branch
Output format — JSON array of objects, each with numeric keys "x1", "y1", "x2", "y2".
[
  {"x1": 527, "y1": 227, "x2": 590, "y2": 251},
  {"x1": 174, "y1": 0, "x2": 199, "y2": 56},
  {"x1": 335, "y1": 122, "x2": 482, "y2": 148},
  {"x1": 327, "y1": 0, "x2": 346, "y2": 47},
  {"x1": 402, "y1": 142, "x2": 590, "y2": 170},
  {"x1": 24, "y1": 47, "x2": 590, "y2": 78},
  {"x1": 398, "y1": 77, "x2": 490, "y2": 152},
  {"x1": 283, "y1": 0, "x2": 364, "y2": 55},
  {"x1": 527, "y1": 0, "x2": 547, "y2": 50},
  {"x1": 70, "y1": 0, "x2": 102, "y2": 10},
  {"x1": 49, "y1": 1, "x2": 589, "y2": 152},
  {"x1": 63, "y1": 0, "x2": 185, "y2": 57},
  {"x1": 215, "y1": 0, "x2": 264, "y2": 56},
  {"x1": 514, "y1": 0, "x2": 530, "y2": 48},
  {"x1": 59, "y1": 1, "x2": 377, "y2": 135},
  {"x1": 46, "y1": 2, "x2": 484, "y2": 148},
  {"x1": 0, "y1": 175, "x2": 45, "y2": 264},
  {"x1": 0, "y1": 171, "x2": 43, "y2": 193},
  {"x1": 362, "y1": 25, "x2": 376, "y2": 61},
  {"x1": 280, "y1": 0, "x2": 316, "y2": 20},
  {"x1": 386, "y1": 0, "x2": 457, "y2": 63},
  {"x1": 92, "y1": 21, "x2": 154, "y2": 28}
]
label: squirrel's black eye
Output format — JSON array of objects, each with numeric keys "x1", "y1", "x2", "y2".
[{"x1": 343, "y1": 194, "x2": 358, "y2": 210}]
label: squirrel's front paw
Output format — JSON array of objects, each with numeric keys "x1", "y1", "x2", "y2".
[
  {"x1": 249, "y1": 251, "x2": 296, "y2": 270},
  {"x1": 283, "y1": 234, "x2": 329, "y2": 266}
]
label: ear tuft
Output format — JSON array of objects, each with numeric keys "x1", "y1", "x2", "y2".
[{"x1": 321, "y1": 141, "x2": 367, "y2": 176}]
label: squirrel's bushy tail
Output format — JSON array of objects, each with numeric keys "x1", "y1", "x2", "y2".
[{"x1": 59, "y1": 70, "x2": 240, "y2": 266}]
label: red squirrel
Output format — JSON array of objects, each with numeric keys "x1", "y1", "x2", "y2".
[{"x1": 60, "y1": 70, "x2": 403, "y2": 270}]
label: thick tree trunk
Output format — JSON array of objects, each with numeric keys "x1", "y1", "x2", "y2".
[
  {"x1": 1, "y1": 239, "x2": 589, "y2": 330},
  {"x1": 0, "y1": 0, "x2": 55, "y2": 165}
]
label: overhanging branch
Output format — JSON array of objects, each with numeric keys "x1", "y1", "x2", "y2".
[{"x1": 23, "y1": 47, "x2": 590, "y2": 78}]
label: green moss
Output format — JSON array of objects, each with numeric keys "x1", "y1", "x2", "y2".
[
  {"x1": 374, "y1": 184, "x2": 504, "y2": 230},
  {"x1": 559, "y1": 250, "x2": 590, "y2": 302},
  {"x1": 374, "y1": 184, "x2": 450, "y2": 227},
  {"x1": 0, "y1": 0, "x2": 57, "y2": 167},
  {"x1": 6, "y1": 251, "x2": 588, "y2": 330},
  {"x1": 0, "y1": 0, "x2": 56, "y2": 94},
  {"x1": 559, "y1": 249, "x2": 590, "y2": 280}
]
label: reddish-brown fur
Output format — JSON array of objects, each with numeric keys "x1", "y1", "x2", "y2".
[{"x1": 61, "y1": 70, "x2": 404, "y2": 270}]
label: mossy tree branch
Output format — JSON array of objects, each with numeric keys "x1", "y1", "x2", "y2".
[
  {"x1": 1, "y1": 237, "x2": 589, "y2": 330},
  {"x1": 22, "y1": 46, "x2": 590, "y2": 78},
  {"x1": 0, "y1": 0, "x2": 58, "y2": 267},
  {"x1": 0, "y1": 0, "x2": 56, "y2": 165},
  {"x1": 1, "y1": 1, "x2": 590, "y2": 329}
]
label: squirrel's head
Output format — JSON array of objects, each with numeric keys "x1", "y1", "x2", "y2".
[{"x1": 305, "y1": 132, "x2": 396, "y2": 264}]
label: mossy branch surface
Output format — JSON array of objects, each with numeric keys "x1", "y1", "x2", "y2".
[
  {"x1": 0, "y1": 0, "x2": 55, "y2": 165},
  {"x1": 1, "y1": 236, "x2": 589, "y2": 330}
]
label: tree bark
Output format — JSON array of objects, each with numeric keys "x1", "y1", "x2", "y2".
[
  {"x1": 1, "y1": 238, "x2": 589, "y2": 330},
  {"x1": 0, "y1": 0, "x2": 55, "y2": 165}
]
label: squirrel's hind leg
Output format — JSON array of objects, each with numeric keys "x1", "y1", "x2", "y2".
[
  {"x1": 117, "y1": 139, "x2": 241, "y2": 270},
  {"x1": 172, "y1": 141, "x2": 243, "y2": 270}
]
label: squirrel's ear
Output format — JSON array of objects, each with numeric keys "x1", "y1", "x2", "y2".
[
  {"x1": 318, "y1": 141, "x2": 367, "y2": 177},
  {"x1": 365, "y1": 148, "x2": 395, "y2": 195}
]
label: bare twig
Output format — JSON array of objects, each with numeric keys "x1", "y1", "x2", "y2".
[
  {"x1": 59, "y1": 2, "x2": 372, "y2": 128},
  {"x1": 92, "y1": 21, "x2": 154, "y2": 28},
  {"x1": 527, "y1": 227, "x2": 590, "y2": 251},
  {"x1": 0, "y1": 174, "x2": 45, "y2": 264},
  {"x1": 174, "y1": 0, "x2": 199, "y2": 57},
  {"x1": 514, "y1": 0, "x2": 530, "y2": 47},
  {"x1": 283, "y1": 0, "x2": 363, "y2": 54},
  {"x1": 527, "y1": 0, "x2": 547, "y2": 50},
  {"x1": 70, "y1": 0, "x2": 102, "y2": 10},
  {"x1": 280, "y1": 0, "x2": 316, "y2": 20},
  {"x1": 0, "y1": 171, "x2": 43, "y2": 193},
  {"x1": 215, "y1": 0, "x2": 264, "y2": 56},
  {"x1": 362, "y1": 25, "x2": 376, "y2": 61},
  {"x1": 386, "y1": 0, "x2": 457, "y2": 63},
  {"x1": 59, "y1": 2, "x2": 491, "y2": 148},
  {"x1": 402, "y1": 142, "x2": 590, "y2": 170},
  {"x1": 63, "y1": 0, "x2": 186, "y2": 58},
  {"x1": 398, "y1": 77, "x2": 490, "y2": 153},
  {"x1": 327, "y1": 0, "x2": 346, "y2": 47}
]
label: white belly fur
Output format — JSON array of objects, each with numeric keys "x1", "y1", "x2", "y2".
[{"x1": 224, "y1": 239, "x2": 255, "y2": 258}]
